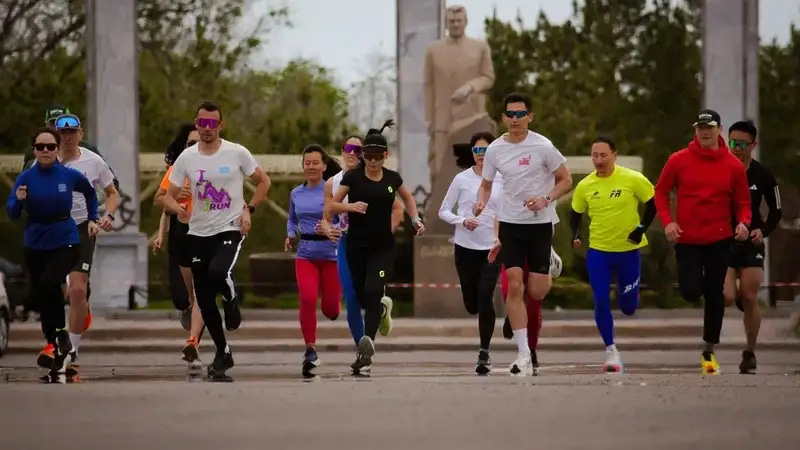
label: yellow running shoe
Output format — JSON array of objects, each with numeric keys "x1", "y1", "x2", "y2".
[
  {"x1": 701, "y1": 351, "x2": 720, "y2": 375},
  {"x1": 379, "y1": 296, "x2": 393, "y2": 336}
]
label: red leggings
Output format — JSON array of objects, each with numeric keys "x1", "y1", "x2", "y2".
[
  {"x1": 500, "y1": 262, "x2": 543, "y2": 350},
  {"x1": 296, "y1": 259, "x2": 341, "y2": 345}
]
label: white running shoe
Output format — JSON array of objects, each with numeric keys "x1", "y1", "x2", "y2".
[
  {"x1": 509, "y1": 351, "x2": 533, "y2": 376},
  {"x1": 549, "y1": 248, "x2": 562, "y2": 278},
  {"x1": 602, "y1": 348, "x2": 623, "y2": 373}
]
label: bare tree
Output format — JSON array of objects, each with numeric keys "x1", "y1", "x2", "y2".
[{"x1": 348, "y1": 43, "x2": 396, "y2": 137}]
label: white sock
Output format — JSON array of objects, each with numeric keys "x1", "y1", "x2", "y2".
[
  {"x1": 69, "y1": 333, "x2": 81, "y2": 353},
  {"x1": 512, "y1": 329, "x2": 529, "y2": 354}
]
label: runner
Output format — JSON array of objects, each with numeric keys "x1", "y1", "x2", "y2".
[
  {"x1": 570, "y1": 137, "x2": 656, "y2": 373},
  {"x1": 154, "y1": 123, "x2": 206, "y2": 365},
  {"x1": 6, "y1": 127, "x2": 100, "y2": 374},
  {"x1": 330, "y1": 120, "x2": 425, "y2": 374},
  {"x1": 654, "y1": 109, "x2": 751, "y2": 375},
  {"x1": 438, "y1": 132, "x2": 502, "y2": 374},
  {"x1": 163, "y1": 101, "x2": 270, "y2": 381},
  {"x1": 320, "y1": 135, "x2": 404, "y2": 376},
  {"x1": 474, "y1": 93, "x2": 572, "y2": 376},
  {"x1": 35, "y1": 114, "x2": 118, "y2": 375},
  {"x1": 723, "y1": 120, "x2": 782, "y2": 374},
  {"x1": 285, "y1": 144, "x2": 343, "y2": 378}
]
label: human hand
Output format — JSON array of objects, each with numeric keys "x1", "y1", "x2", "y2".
[
  {"x1": 412, "y1": 218, "x2": 425, "y2": 236},
  {"x1": 177, "y1": 187, "x2": 192, "y2": 201},
  {"x1": 240, "y1": 209, "x2": 251, "y2": 235},
  {"x1": 524, "y1": 197, "x2": 549, "y2": 212},
  {"x1": 462, "y1": 218, "x2": 479, "y2": 231},
  {"x1": 734, "y1": 222, "x2": 749, "y2": 241},
  {"x1": 87, "y1": 221, "x2": 100, "y2": 237},
  {"x1": 664, "y1": 223, "x2": 682, "y2": 242},
  {"x1": 152, "y1": 235, "x2": 163, "y2": 253},
  {"x1": 750, "y1": 228, "x2": 764, "y2": 244},
  {"x1": 452, "y1": 84, "x2": 473, "y2": 103},
  {"x1": 349, "y1": 202, "x2": 368, "y2": 214},
  {"x1": 16, "y1": 185, "x2": 26, "y2": 201},
  {"x1": 98, "y1": 214, "x2": 114, "y2": 231},
  {"x1": 572, "y1": 238, "x2": 582, "y2": 249},
  {"x1": 284, "y1": 237, "x2": 295, "y2": 252},
  {"x1": 473, "y1": 201, "x2": 486, "y2": 217},
  {"x1": 488, "y1": 239, "x2": 501, "y2": 263}
]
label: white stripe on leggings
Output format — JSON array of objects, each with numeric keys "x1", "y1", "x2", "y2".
[{"x1": 224, "y1": 235, "x2": 246, "y2": 301}]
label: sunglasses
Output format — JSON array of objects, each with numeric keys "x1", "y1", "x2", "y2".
[
  {"x1": 472, "y1": 146, "x2": 487, "y2": 155},
  {"x1": 55, "y1": 115, "x2": 81, "y2": 130},
  {"x1": 363, "y1": 153, "x2": 385, "y2": 162},
  {"x1": 34, "y1": 143, "x2": 58, "y2": 152},
  {"x1": 343, "y1": 144, "x2": 362, "y2": 154},
  {"x1": 504, "y1": 110, "x2": 528, "y2": 119},
  {"x1": 728, "y1": 139, "x2": 751, "y2": 150},
  {"x1": 196, "y1": 118, "x2": 221, "y2": 129},
  {"x1": 186, "y1": 140, "x2": 198, "y2": 148}
]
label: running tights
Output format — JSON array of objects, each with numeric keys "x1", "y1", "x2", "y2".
[
  {"x1": 586, "y1": 249, "x2": 641, "y2": 346},
  {"x1": 500, "y1": 261, "x2": 543, "y2": 351},
  {"x1": 337, "y1": 233, "x2": 364, "y2": 344},
  {"x1": 675, "y1": 240, "x2": 730, "y2": 345},
  {"x1": 347, "y1": 244, "x2": 394, "y2": 340},
  {"x1": 454, "y1": 244, "x2": 500, "y2": 350},
  {"x1": 295, "y1": 258, "x2": 341, "y2": 345},
  {"x1": 25, "y1": 246, "x2": 79, "y2": 345}
]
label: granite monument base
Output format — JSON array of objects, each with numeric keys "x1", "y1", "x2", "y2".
[{"x1": 91, "y1": 232, "x2": 149, "y2": 310}]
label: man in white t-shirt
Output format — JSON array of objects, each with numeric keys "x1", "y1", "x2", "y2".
[
  {"x1": 164, "y1": 101, "x2": 271, "y2": 382},
  {"x1": 31, "y1": 113, "x2": 119, "y2": 374},
  {"x1": 475, "y1": 93, "x2": 573, "y2": 376}
]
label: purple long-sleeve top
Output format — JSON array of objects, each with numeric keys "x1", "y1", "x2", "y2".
[{"x1": 287, "y1": 182, "x2": 337, "y2": 261}]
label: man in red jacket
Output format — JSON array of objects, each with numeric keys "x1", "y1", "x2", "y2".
[{"x1": 654, "y1": 109, "x2": 751, "y2": 375}]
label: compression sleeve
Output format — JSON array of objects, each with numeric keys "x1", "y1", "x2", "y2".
[
  {"x1": 762, "y1": 181, "x2": 782, "y2": 237},
  {"x1": 569, "y1": 210, "x2": 582, "y2": 240},
  {"x1": 640, "y1": 198, "x2": 657, "y2": 232}
]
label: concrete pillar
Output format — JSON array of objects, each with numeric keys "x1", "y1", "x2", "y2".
[{"x1": 85, "y1": 0, "x2": 149, "y2": 309}]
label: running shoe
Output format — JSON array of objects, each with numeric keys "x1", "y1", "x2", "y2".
[
  {"x1": 51, "y1": 329, "x2": 74, "y2": 374},
  {"x1": 302, "y1": 347, "x2": 320, "y2": 379},
  {"x1": 350, "y1": 352, "x2": 372, "y2": 376},
  {"x1": 207, "y1": 348, "x2": 234, "y2": 382},
  {"x1": 65, "y1": 351, "x2": 80, "y2": 376},
  {"x1": 182, "y1": 337, "x2": 199, "y2": 362},
  {"x1": 502, "y1": 316, "x2": 513, "y2": 340},
  {"x1": 223, "y1": 297, "x2": 242, "y2": 331},
  {"x1": 701, "y1": 351, "x2": 720, "y2": 375},
  {"x1": 179, "y1": 308, "x2": 192, "y2": 331},
  {"x1": 509, "y1": 351, "x2": 533, "y2": 376},
  {"x1": 602, "y1": 348, "x2": 623, "y2": 373},
  {"x1": 37, "y1": 343, "x2": 55, "y2": 369},
  {"x1": 549, "y1": 248, "x2": 563, "y2": 278},
  {"x1": 379, "y1": 296, "x2": 393, "y2": 336},
  {"x1": 531, "y1": 349, "x2": 540, "y2": 376},
  {"x1": 475, "y1": 349, "x2": 492, "y2": 375},
  {"x1": 739, "y1": 350, "x2": 757, "y2": 374}
]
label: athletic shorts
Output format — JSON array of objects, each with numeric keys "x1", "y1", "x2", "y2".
[
  {"x1": 498, "y1": 221, "x2": 552, "y2": 275},
  {"x1": 728, "y1": 240, "x2": 765, "y2": 269},
  {"x1": 71, "y1": 221, "x2": 97, "y2": 274},
  {"x1": 167, "y1": 215, "x2": 192, "y2": 268}
]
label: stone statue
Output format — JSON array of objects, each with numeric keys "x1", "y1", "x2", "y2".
[{"x1": 424, "y1": 4, "x2": 495, "y2": 183}]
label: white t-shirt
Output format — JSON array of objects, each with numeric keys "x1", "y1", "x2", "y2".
[
  {"x1": 330, "y1": 170, "x2": 349, "y2": 230},
  {"x1": 169, "y1": 140, "x2": 258, "y2": 237},
  {"x1": 35, "y1": 147, "x2": 115, "y2": 225},
  {"x1": 482, "y1": 131, "x2": 567, "y2": 224},
  {"x1": 438, "y1": 168, "x2": 502, "y2": 250}
]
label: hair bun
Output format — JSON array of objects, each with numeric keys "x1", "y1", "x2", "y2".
[{"x1": 366, "y1": 128, "x2": 381, "y2": 135}]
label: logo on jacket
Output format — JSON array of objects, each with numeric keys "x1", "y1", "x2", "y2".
[{"x1": 58, "y1": 183, "x2": 67, "y2": 192}]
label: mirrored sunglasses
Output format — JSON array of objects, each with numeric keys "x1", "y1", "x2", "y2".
[
  {"x1": 503, "y1": 110, "x2": 528, "y2": 119},
  {"x1": 363, "y1": 153, "x2": 385, "y2": 161},
  {"x1": 55, "y1": 115, "x2": 81, "y2": 130},
  {"x1": 343, "y1": 144, "x2": 362, "y2": 154},
  {"x1": 196, "y1": 118, "x2": 220, "y2": 129},
  {"x1": 728, "y1": 139, "x2": 750, "y2": 150},
  {"x1": 472, "y1": 146, "x2": 487, "y2": 155}
]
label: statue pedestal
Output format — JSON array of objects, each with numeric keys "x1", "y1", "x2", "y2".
[{"x1": 92, "y1": 232, "x2": 149, "y2": 310}]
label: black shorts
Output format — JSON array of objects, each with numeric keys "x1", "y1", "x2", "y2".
[
  {"x1": 167, "y1": 215, "x2": 191, "y2": 267},
  {"x1": 71, "y1": 221, "x2": 96, "y2": 274},
  {"x1": 728, "y1": 240, "x2": 765, "y2": 269},
  {"x1": 498, "y1": 221, "x2": 552, "y2": 275}
]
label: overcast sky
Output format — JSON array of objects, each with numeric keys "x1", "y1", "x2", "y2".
[{"x1": 252, "y1": 0, "x2": 800, "y2": 87}]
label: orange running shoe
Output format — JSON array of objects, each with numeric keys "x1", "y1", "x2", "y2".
[
  {"x1": 83, "y1": 305, "x2": 93, "y2": 331},
  {"x1": 182, "y1": 337, "x2": 199, "y2": 363},
  {"x1": 37, "y1": 343, "x2": 55, "y2": 369}
]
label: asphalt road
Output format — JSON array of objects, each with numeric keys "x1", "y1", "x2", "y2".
[{"x1": 1, "y1": 350, "x2": 799, "y2": 450}]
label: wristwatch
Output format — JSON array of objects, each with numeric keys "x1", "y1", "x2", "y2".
[
  {"x1": 543, "y1": 195, "x2": 552, "y2": 204},
  {"x1": 245, "y1": 205, "x2": 256, "y2": 214},
  {"x1": 106, "y1": 213, "x2": 115, "y2": 221}
]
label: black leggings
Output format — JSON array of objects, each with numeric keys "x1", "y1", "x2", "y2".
[
  {"x1": 347, "y1": 244, "x2": 394, "y2": 340},
  {"x1": 454, "y1": 244, "x2": 500, "y2": 350},
  {"x1": 25, "y1": 245, "x2": 79, "y2": 344},
  {"x1": 188, "y1": 231, "x2": 244, "y2": 350},
  {"x1": 675, "y1": 239, "x2": 731, "y2": 345}
]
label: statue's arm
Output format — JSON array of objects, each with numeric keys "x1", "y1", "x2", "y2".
[
  {"x1": 424, "y1": 45, "x2": 434, "y2": 126},
  {"x1": 466, "y1": 41, "x2": 495, "y2": 93}
]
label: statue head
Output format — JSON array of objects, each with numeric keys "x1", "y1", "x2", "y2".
[{"x1": 445, "y1": 5, "x2": 467, "y2": 39}]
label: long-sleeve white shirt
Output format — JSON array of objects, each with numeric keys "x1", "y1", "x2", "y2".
[{"x1": 438, "y1": 167, "x2": 502, "y2": 250}]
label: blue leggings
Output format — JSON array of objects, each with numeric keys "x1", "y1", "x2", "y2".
[
  {"x1": 337, "y1": 233, "x2": 364, "y2": 345},
  {"x1": 587, "y1": 248, "x2": 641, "y2": 346}
]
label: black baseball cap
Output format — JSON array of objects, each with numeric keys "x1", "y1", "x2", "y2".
[
  {"x1": 362, "y1": 131, "x2": 388, "y2": 153},
  {"x1": 44, "y1": 104, "x2": 71, "y2": 124},
  {"x1": 693, "y1": 109, "x2": 721, "y2": 127}
]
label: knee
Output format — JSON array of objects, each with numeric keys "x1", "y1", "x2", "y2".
[
  {"x1": 526, "y1": 275, "x2": 552, "y2": 300},
  {"x1": 208, "y1": 267, "x2": 229, "y2": 284},
  {"x1": 619, "y1": 295, "x2": 638, "y2": 316},
  {"x1": 68, "y1": 283, "x2": 88, "y2": 303}
]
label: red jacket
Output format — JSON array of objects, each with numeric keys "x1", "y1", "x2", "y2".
[{"x1": 654, "y1": 136, "x2": 751, "y2": 245}]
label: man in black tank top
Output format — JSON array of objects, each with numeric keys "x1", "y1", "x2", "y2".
[{"x1": 723, "y1": 120, "x2": 782, "y2": 374}]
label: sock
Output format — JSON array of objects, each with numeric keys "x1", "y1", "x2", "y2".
[
  {"x1": 69, "y1": 332, "x2": 81, "y2": 353},
  {"x1": 704, "y1": 342, "x2": 715, "y2": 353},
  {"x1": 512, "y1": 329, "x2": 529, "y2": 354},
  {"x1": 607, "y1": 344, "x2": 617, "y2": 352}
]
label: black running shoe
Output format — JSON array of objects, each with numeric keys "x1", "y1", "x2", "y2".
[
  {"x1": 223, "y1": 297, "x2": 242, "y2": 331},
  {"x1": 531, "y1": 349, "x2": 540, "y2": 376},
  {"x1": 502, "y1": 316, "x2": 513, "y2": 340},
  {"x1": 179, "y1": 308, "x2": 192, "y2": 331},
  {"x1": 302, "y1": 348, "x2": 320, "y2": 379},
  {"x1": 739, "y1": 350, "x2": 757, "y2": 374},
  {"x1": 207, "y1": 349, "x2": 234, "y2": 382},
  {"x1": 475, "y1": 349, "x2": 492, "y2": 375},
  {"x1": 350, "y1": 352, "x2": 372, "y2": 376},
  {"x1": 51, "y1": 329, "x2": 73, "y2": 374}
]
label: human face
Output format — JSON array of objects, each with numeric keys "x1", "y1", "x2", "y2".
[
  {"x1": 186, "y1": 130, "x2": 200, "y2": 148},
  {"x1": 472, "y1": 138, "x2": 489, "y2": 167},
  {"x1": 33, "y1": 132, "x2": 59, "y2": 166},
  {"x1": 694, "y1": 124, "x2": 720, "y2": 148},
  {"x1": 362, "y1": 151, "x2": 386, "y2": 170},
  {"x1": 341, "y1": 137, "x2": 362, "y2": 169},
  {"x1": 58, "y1": 128, "x2": 82, "y2": 151},
  {"x1": 303, "y1": 151, "x2": 326, "y2": 183},
  {"x1": 728, "y1": 130, "x2": 755, "y2": 163},
  {"x1": 446, "y1": 11, "x2": 467, "y2": 38},
  {"x1": 591, "y1": 142, "x2": 617, "y2": 174},
  {"x1": 501, "y1": 101, "x2": 532, "y2": 133},
  {"x1": 195, "y1": 109, "x2": 223, "y2": 143}
]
